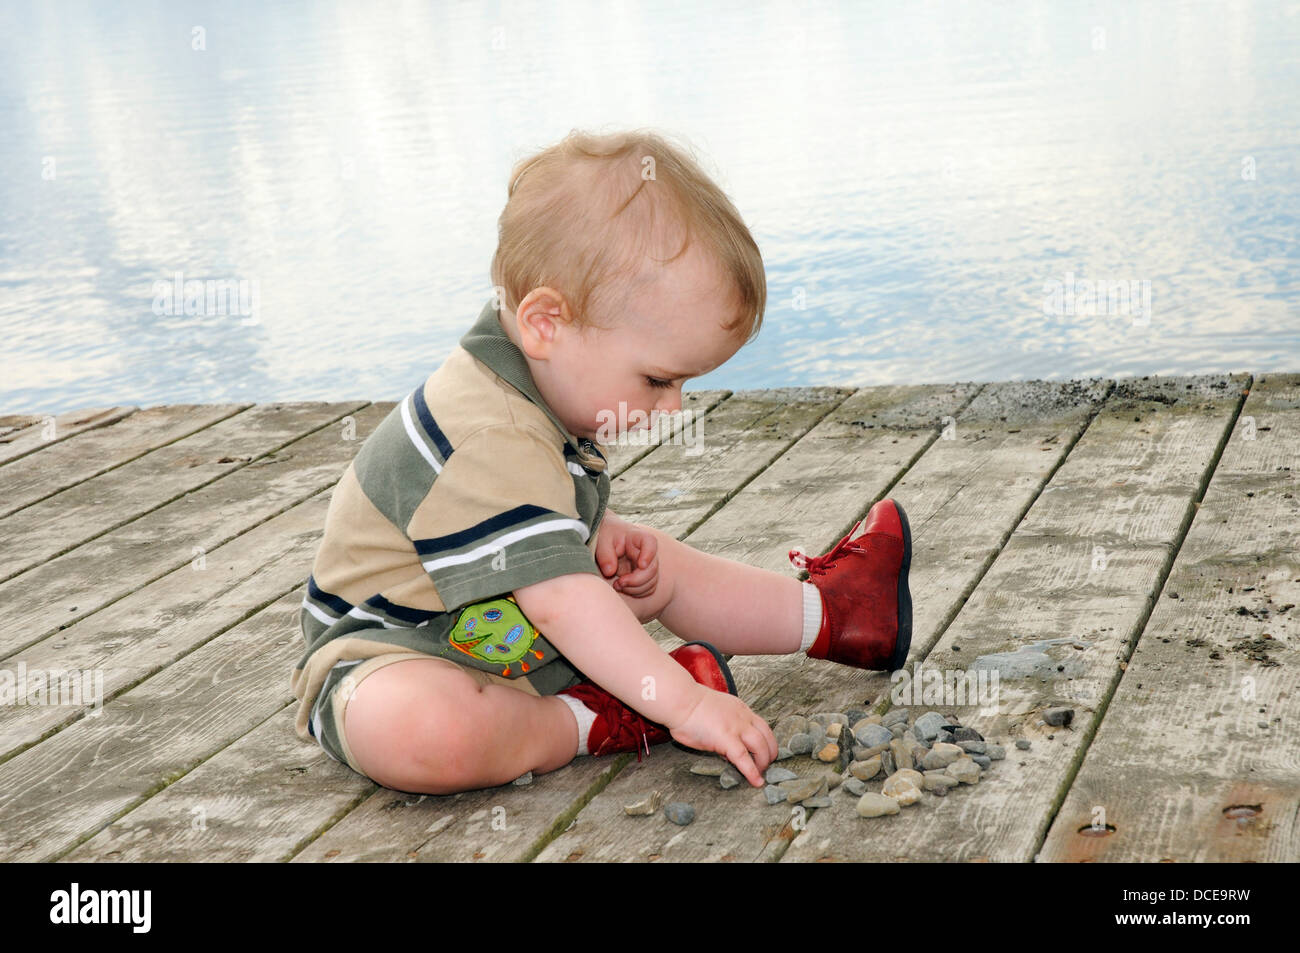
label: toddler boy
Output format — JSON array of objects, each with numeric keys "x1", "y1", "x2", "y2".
[{"x1": 290, "y1": 129, "x2": 912, "y2": 794}]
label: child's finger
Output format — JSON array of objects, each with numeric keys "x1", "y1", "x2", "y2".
[
  {"x1": 636, "y1": 532, "x2": 657, "y2": 569},
  {"x1": 724, "y1": 742, "x2": 763, "y2": 788}
]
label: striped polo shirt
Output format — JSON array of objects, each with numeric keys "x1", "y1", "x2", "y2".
[{"x1": 290, "y1": 297, "x2": 611, "y2": 744}]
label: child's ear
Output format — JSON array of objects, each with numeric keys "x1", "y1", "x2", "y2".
[{"x1": 516, "y1": 287, "x2": 570, "y2": 359}]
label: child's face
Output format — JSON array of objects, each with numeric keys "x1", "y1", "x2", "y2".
[{"x1": 510, "y1": 242, "x2": 746, "y2": 443}]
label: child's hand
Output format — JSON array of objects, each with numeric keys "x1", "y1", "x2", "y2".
[
  {"x1": 667, "y1": 687, "x2": 777, "y2": 788},
  {"x1": 596, "y1": 518, "x2": 660, "y2": 599}
]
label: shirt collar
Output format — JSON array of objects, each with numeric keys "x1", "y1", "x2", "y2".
[{"x1": 459, "y1": 297, "x2": 607, "y2": 473}]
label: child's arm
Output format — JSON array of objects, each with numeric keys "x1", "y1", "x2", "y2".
[{"x1": 513, "y1": 572, "x2": 774, "y2": 785}]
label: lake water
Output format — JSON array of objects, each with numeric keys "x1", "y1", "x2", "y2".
[{"x1": 2, "y1": 0, "x2": 1298, "y2": 414}]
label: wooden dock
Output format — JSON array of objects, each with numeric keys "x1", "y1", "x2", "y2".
[{"x1": 1, "y1": 373, "x2": 1296, "y2": 863}]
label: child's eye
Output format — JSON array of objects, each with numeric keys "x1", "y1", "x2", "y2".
[{"x1": 646, "y1": 376, "x2": 673, "y2": 389}]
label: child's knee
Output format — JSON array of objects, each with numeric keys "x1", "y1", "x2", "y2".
[{"x1": 343, "y1": 660, "x2": 488, "y2": 794}]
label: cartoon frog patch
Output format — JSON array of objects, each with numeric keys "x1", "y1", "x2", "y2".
[{"x1": 448, "y1": 595, "x2": 546, "y2": 676}]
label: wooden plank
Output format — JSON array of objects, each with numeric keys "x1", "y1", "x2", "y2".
[
  {"x1": 0, "y1": 490, "x2": 331, "y2": 762},
  {"x1": 0, "y1": 589, "x2": 307, "y2": 861},
  {"x1": 1040, "y1": 373, "x2": 1300, "y2": 862},
  {"x1": 19, "y1": 391, "x2": 749, "y2": 862},
  {"x1": 535, "y1": 380, "x2": 1117, "y2": 862},
  {"x1": 61, "y1": 706, "x2": 379, "y2": 863},
  {"x1": 606, "y1": 387, "x2": 856, "y2": 539},
  {"x1": 0, "y1": 402, "x2": 364, "y2": 583},
  {"x1": 778, "y1": 374, "x2": 1249, "y2": 862},
  {"x1": 0, "y1": 403, "x2": 249, "y2": 519},
  {"x1": 602, "y1": 389, "x2": 730, "y2": 478},
  {"x1": 278, "y1": 388, "x2": 864, "y2": 862},
  {"x1": 0, "y1": 406, "x2": 137, "y2": 466},
  {"x1": 0, "y1": 404, "x2": 380, "y2": 659}
]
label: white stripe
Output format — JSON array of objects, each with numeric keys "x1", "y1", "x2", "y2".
[
  {"x1": 422, "y1": 518, "x2": 590, "y2": 573},
  {"x1": 400, "y1": 394, "x2": 443, "y2": 473},
  {"x1": 302, "y1": 599, "x2": 337, "y2": 627},
  {"x1": 566, "y1": 461, "x2": 588, "y2": 476},
  {"x1": 347, "y1": 605, "x2": 398, "y2": 628}
]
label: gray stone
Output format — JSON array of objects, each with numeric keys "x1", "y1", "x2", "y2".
[
  {"x1": 815, "y1": 741, "x2": 841, "y2": 763},
  {"x1": 845, "y1": 708, "x2": 871, "y2": 726},
  {"x1": 623, "y1": 791, "x2": 663, "y2": 816},
  {"x1": 512, "y1": 771, "x2": 534, "y2": 786},
  {"x1": 881, "y1": 750, "x2": 896, "y2": 776},
  {"x1": 1015, "y1": 739, "x2": 1031, "y2": 750},
  {"x1": 764, "y1": 765, "x2": 799, "y2": 784},
  {"x1": 986, "y1": 744, "x2": 1006, "y2": 760},
  {"x1": 1043, "y1": 707, "x2": 1074, "y2": 727},
  {"x1": 664, "y1": 802, "x2": 695, "y2": 825},
  {"x1": 849, "y1": 756, "x2": 882, "y2": 781},
  {"x1": 854, "y1": 723, "x2": 894, "y2": 748},
  {"x1": 842, "y1": 778, "x2": 867, "y2": 797},
  {"x1": 971, "y1": 754, "x2": 992, "y2": 769},
  {"x1": 803, "y1": 795, "x2": 834, "y2": 809},
  {"x1": 881, "y1": 775, "x2": 922, "y2": 806},
  {"x1": 947, "y1": 758, "x2": 981, "y2": 785},
  {"x1": 930, "y1": 782, "x2": 949, "y2": 797},
  {"x1": 881, "y1": 708, "x2": 910, "y2": 727},
  {"x1": 855, "y1": 741, "x2": 890, "y2": 760},
  {"x1": 809, "y1": 712, "x2": 850, "y2": 730},
  {"x1": 788, "y1": 733, "x2": 815, "y2": 755},
  {"x1": 690, "y1": 760, "x2": 725, "y2": 777},
  {"x1": 921, "y1": 742, "x2": 964, "y2": 771},
  {"x1": 957, "y1": 739, "x2": 986, "y2": 755},
  {"x1": 922, "y1": 771, "x2": 959, "y2": 792},
  {"x1": 719, "y1": 765, "x2": 744, "y2": 789},
  {"x1": 774, "y1": 714, "x2": 809, "y2": 742},
  {"x1": 775, "y1": 746, "x2": 794, "y2": 761},
  {"x1": 913, "y1": 711, "x2": 950, "y2": 741},
  {"x1": 889, "y1": 722, "x2": 908, "y2": 739},
  {"x1": 763, "y1": 784, "x2": 787, "y2": 805},
  {"x1": 779, "y1": 778, "x2": 824, "y2": 804},
  {"x1": 952, "y1": 726, "x2": 984, "y2": 743},
  {"x1": 856, "y1": 793, "x2": 901, "y2": 818}
]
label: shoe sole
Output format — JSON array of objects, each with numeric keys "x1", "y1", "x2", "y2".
[
  {"x1": 670, "y1": 640, "x2": 738, "y2": 755},
  {"x1": 886, "y1": 500, "x2": 913, "y2": 672}
]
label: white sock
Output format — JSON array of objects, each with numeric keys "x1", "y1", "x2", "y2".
[
  {"x1": 800, "y1": 582, "x2": 824, "y2": 653},
  {"x1": 557, "y1": 692, "x2": 597, "y2": 756}
]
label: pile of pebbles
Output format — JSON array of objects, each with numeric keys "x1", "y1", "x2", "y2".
[{"x1": 626, "y1": 706, "x2": 1026, "y2": 824}]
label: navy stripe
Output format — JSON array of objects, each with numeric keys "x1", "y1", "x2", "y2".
[
  {"x1": 307, "y1": 576, "x2": 353, "y2": 616},
  {"x1": 412, "y1": 383, "x2": 455, "y2": 461},
  {"x1": 366, "y1": 594, "x2": 437, "y2": 626},
  {"x1": 412, "y1": 503, "x2": 556, "y2": 556}
]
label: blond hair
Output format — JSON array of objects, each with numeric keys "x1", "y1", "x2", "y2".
[{"x1": 490, "y1": 128, "x2": 765, "y2": 343}]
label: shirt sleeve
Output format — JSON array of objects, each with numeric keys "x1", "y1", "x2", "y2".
[{"x1": 406, "y1": 424, "x2": 601, "y2": 611}]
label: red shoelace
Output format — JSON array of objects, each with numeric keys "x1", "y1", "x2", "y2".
[
  {"x1": 789, "y1": 523, "x2": 868, "y2": 577},
  {"x1": 567, "y1": 683, "x2": 660, "y2": 761}
]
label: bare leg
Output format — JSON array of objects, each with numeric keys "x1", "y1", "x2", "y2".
[
  {"x1": 614, "y1": 527, "x2": 805, "y2": 656},
  {"x1": 343, "y1": 657, "x2": 579, "y2": 795}
]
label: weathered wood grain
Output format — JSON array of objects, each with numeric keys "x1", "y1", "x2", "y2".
[
  {"x1": 1039, "y1": 373, "x2": 1300, "y2": 862},
  {"x1": 0, "y1": 586, "x2": 309, "y2": 860},
  {"x1": 602, "y1": 390, "x2": 731, "y2": 478},
  {"x1": 0, "y1": 403, "x2": 380, "y2": 659},
  {"x1": 0, "y1": 491, "x2": 330, "y2": 762},
  {"x1": 536, "y1": 381, "x2": 1116, "y2": 861},
  {"x1": 0, "y1": 406, "x2": 137, "y2": 466},
  {"x1": 0, "y1": 403, "x2": 249, "y2": 519},
  {"x1": 0, "y1": 402, "x2": 363, "y2": 582},
  {"x1": 779, "y1": 375, "x2": 1249, "y2": 862}
]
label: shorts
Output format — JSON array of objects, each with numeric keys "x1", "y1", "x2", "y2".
[{"x1": 307, "y1": 598, "x2": 584, "y2": 776}]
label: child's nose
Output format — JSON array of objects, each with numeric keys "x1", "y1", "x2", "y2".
[{"x1": 657, "y1": 389, "x2": 682, "y2": 415}]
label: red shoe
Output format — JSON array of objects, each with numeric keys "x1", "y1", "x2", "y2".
[
  {"x1": 557, "y1": 642, "x2": 737, "y2": 760},
  {"x1": 789, "y1": 499, "x2": 912, "y2": 672}
]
